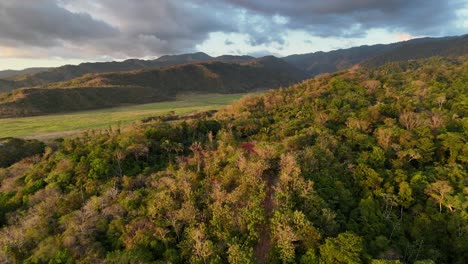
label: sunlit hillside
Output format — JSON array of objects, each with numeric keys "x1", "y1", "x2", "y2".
[{"x1": 1, "y1": 56, "x2": 466, "y2": 263}]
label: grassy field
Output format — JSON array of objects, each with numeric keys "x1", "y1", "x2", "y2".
[{"x1": 0, "y1": 93, "x2": 248, "y2": 139}]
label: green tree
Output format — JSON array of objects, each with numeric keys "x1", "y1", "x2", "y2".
[{"x1": 319, "y1": 232, "x2": 364, "y2": 264}]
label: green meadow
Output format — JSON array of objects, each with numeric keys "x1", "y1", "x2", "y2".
[{"x1": 0, "y1": 93, "x2": 247, "y2": 139}]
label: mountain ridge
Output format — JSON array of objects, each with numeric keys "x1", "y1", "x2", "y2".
[
  {"x1": 362, "y1": 34, "x2": 468, "y2": 67},
  {"x1": 0, "y1": 34, "x2": 466, "y2": 118},
  {"x1": 0, "y1": 67, "x2": 50, "y2": 80},
  {"x1": 0, "y1": 57, "x2": 305, "y2": 117},
  {"x1": 2, "y1": 34, "x2": 466, "y2": 92},
  {"x1": 1, "y1": 53, "x2": 255, "y2": 89},
  {"x1": 282, "y1": 34, "x2": 467, "y2": 75},
  {"x1": 3, "y1": 34, "x2": 465, "y2": 90}
]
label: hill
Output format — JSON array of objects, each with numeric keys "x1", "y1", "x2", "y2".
[
  {"x1": 283, "y1": 35, "x2": 467, "y2": 75},
  {"x1": 0, "y1": 67, "x2": 50, "y2": 80},
  {"x1": 154, "y1": 52, "x2": 213, "y2": 65},
  {"x1": 0, "y1": 80, "x2": 18, "y2": 94},
  {"x1": 0, "y1": 56, "x2": 466, "y2": 263},
  {"x1": 362, "y1": 35, "x2": 468, "y2": 67},
  {"x1": 2, "y1": 35, "x2": 465, "y2": 92},
  {"x1": 1, "y1": 35, "x2": 466, "y2": 119},
  {"x1": 4, "y1": 52, "x2": 254, "y2": 89},
  {"x1": 0, "y1": 57, "x2": 305, "y2": 117},
  {"x1": 283, "y1": 43, "x2": 398, "y2": 75}
]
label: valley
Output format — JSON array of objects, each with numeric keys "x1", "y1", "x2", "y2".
[
  {"x1": 0, "y1": 35, "x2": 465, "y2": 119},
  {"x1": 0, "y1": 93, "x2": 247, "y2": 139}
]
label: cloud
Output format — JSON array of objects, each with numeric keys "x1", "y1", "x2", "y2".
[
  {"x1": 0, "y1": 0, "x2": 117, "y2": 47},
  {"x1": 222, "y1": 0, "x2": 467, "y2": 37},
  {"x1": 224, "y1": 39, "x2": 234, "y2": 45},
  {"x1": 0, "y1": 0, "x2": 466, "y2": 61},
  {"x1": 0, "y1": 0, "x2": 238, "y2": 59},
  {"x1": 59, "y1": 0, "x2": 238, "y2": 56}
]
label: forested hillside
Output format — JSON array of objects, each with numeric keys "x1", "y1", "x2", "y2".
[
  {"x1": 0, "y1": 57, "x2": 304, "y2": 117},
  {"x1": 1, "y1": 35, "x2": 466, "y2": 120},
  {"x1": 362, "y1": 35, "x2": 468, "y2": 68},
  {"x1": 0, "y1": 56, "x2": 466, "y2": 263},
  {"x1": 283, "y1": 35, "x2": 467, "y2": 75},
  {"x1": 0, "y1": 53, "x2": 253, "y2": 89},
  {"x1": 3, "y1": 35, "x2": 465, "y2": 94},
  {"x1": 283, "y1": 43, "x2": 397, "y2": 75}
]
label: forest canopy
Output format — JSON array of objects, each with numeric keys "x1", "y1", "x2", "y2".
[{"x1": 0, "y1": 56, "x2": 467, "y2": 263}]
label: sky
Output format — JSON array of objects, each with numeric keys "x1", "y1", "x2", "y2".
[{"x1": 0, "y1": 0, "x2": 467, "y2": 70}]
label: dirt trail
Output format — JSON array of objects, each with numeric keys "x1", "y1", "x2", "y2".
[{"x1": 254, "y1": 171, "x2": 277, "y2": 263}]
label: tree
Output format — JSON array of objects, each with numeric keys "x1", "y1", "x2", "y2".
[
  {"x1": 319, "y1": 232, "x2": 364, "y2": 264},
  {"x1": 438, "y1": 132, "x2": 466, "y2": 163},
  {"x1": 399, "y1": 111, "x2": 424, "y2": 130},
  {"x1": 185, "y1": 224, "x2": 214, "y2": 263},
  {"x1": 425, "y1": 180, "x2": 453, "y2": 213},
  {"x1": 398, "y1": 181, "x2": 413, "y2": 208},
  {"x1": 227, "y1": 244, "x2": 253, "y2": 264},
  {"x1": 273, "y1": 215, "x2": 298, "y2": 263},
  {"x1": 0, "y1": 138, "x2": 45, "y2": 168},
  {"x1": 375, "y1": 127, "x2": 393, "y2": 150}
]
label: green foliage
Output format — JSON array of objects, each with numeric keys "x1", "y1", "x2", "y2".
[
  {"x1": 0, "y1": 138, "x2": 45, "y2": 167},
  {"x1": 106, "y1": 249, "x2": 153, "y2": 264},
  {"x1": 0, "y1": 191, "x2": 19, "y2": 226},
  {"x1": 0, "y1": 56, "x2": 467, "y2": 263},
  {"x1": 319, "y1": 232, "x2": 364, "y2": 264}
]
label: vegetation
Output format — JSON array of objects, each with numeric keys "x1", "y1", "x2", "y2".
[
  {"x1": 283, "y1": 43, "x2": 397, "y2": 76},
  {"x1": 3, "y1": 35, "x2": 464, "y2": 90},
  {"x1": 0, "y1": 57, "x2": 304, "y2": 118},
  {"x1": 0, "y1": 138, "x2": 45, "y2": 167},
  {"x1": 1, "y1": 52, "x2": 252, "y2": 88},
  {"x1": 0, "y1": 93, "x2": 246, "y2": 139},
  {"x1": 0, "y1": 56, "x2": 466, "y2": 263},
  {"x1": 283, "y1": 35, "x2": 467, "y2": 75},
  {"x1": 1, "y1": 35, "x2": 465, "y2": 119},
  {"x1": 362, "y1": 35, "x2": 468, "y2": 68}
]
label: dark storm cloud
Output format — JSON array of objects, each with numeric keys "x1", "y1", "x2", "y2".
[
  {"x1": 72, "y1": 0, "x2": 235, "y2": 43},
  {"x1": 0, "y1": 0, "x2": 238, "y2": 58},
  {"x1": 223, "y1": 0, "x2": 466, "y2": 37},
  {"x1": 53, "y1": 0, "x2": 239, "y2": 57},
  {"x1": 0, "y1": 0, "x2": 117, "y2": 47},
  {"x1": 0, "y1": 0, "x2": 465, "y2": 59}
]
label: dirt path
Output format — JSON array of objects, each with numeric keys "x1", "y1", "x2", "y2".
[{"x1": 254, "y1": 171, "x2": 277, "y2": 263}]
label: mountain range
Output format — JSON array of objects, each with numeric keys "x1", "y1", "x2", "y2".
[
  {"x1": 0, "y1": 57, "x2": 305, "y2": 117},
  {"x1": 1, "y1": 53, "x2": 255, "y2": 90},
  {"x1": 0, "y1": 34, "x2": 466, "y2": 117}
]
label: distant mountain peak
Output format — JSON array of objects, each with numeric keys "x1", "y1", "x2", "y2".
[{"x1": 156, "y1": 52, "x2": 213, "y2": 62}]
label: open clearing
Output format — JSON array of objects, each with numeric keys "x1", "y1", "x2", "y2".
[{"x1": 0, "y1": 93, "x2": 248, "y2": 139}]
